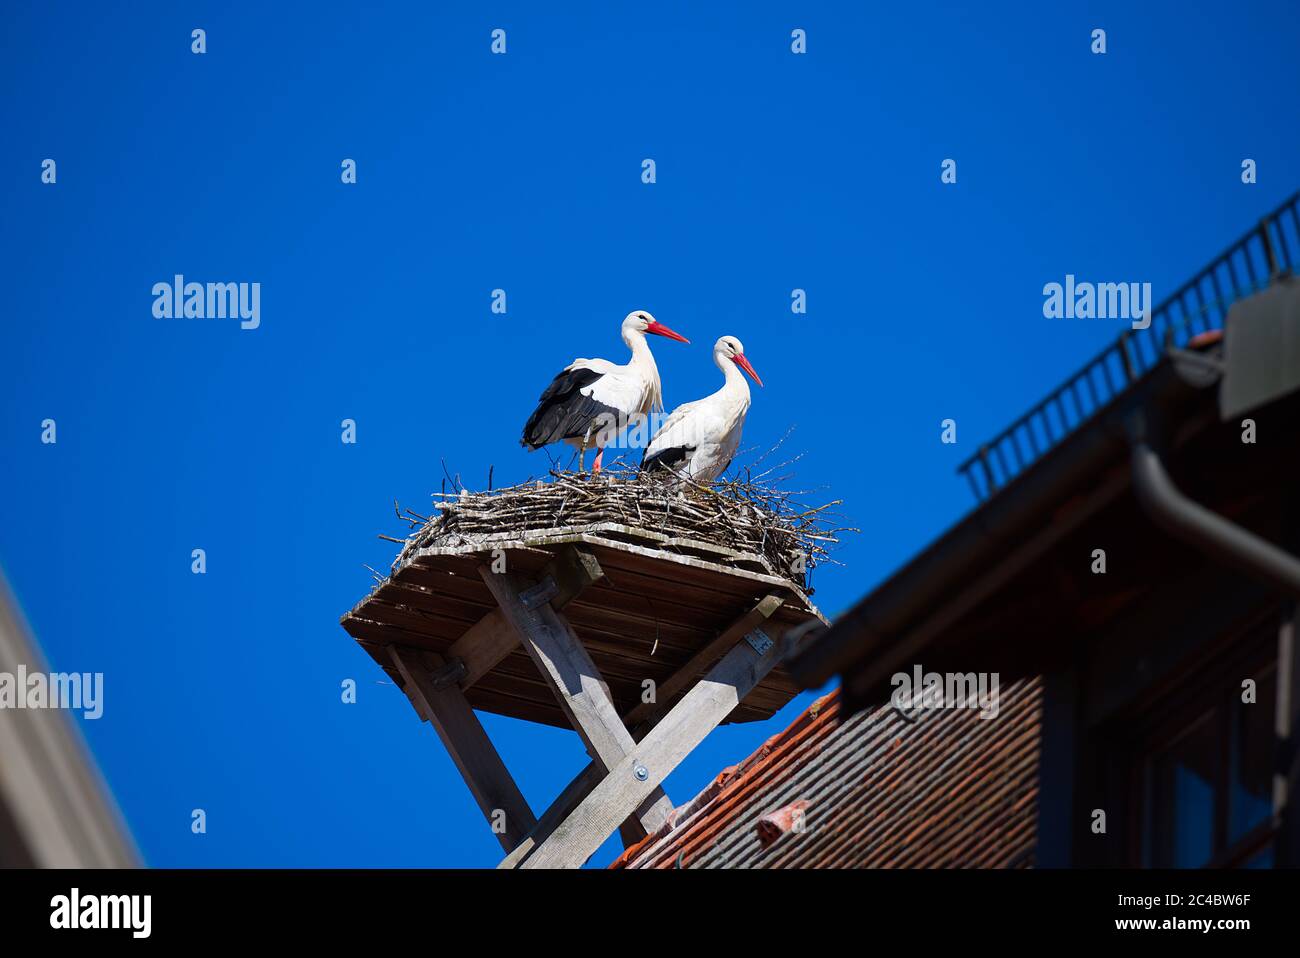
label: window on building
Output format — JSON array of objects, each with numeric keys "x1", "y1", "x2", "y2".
[{"x1": 1137, "y1": 652, "x2": 1277, "y2": 868}]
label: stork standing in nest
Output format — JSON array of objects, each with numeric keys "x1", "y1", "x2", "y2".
[
  {"x1": 521, "y1": 310, "x2": 690, "y2": 472},
  {"x1": 641, "y1": 335, "x2": 763, "y2": 482}
]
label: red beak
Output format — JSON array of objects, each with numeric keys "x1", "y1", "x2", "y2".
[
  {"x1": 645, "y1": 320, "x2": 690, "y2": 344},
  {"x1": 733, "y1": 353, "x2": 763, "y2": 387}
]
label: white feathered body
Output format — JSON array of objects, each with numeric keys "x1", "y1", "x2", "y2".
[
  {"x1": 643, "y1": 357, "x2": 752, "y2": 482},
  {"x1": 522, "y1": 336, "x2": 664, "y2": 451}
]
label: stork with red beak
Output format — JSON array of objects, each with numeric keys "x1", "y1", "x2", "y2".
[
  {"x1": 641, "y1": 335, "x2": 762, "y2": 482},
  {"x1": 521, "y1": 310, "x2": 690, "y2": 472}
]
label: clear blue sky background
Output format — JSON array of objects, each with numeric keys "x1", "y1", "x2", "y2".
[{"x1": 2, "y1": 1, "x2": 1298, "y2": 867}]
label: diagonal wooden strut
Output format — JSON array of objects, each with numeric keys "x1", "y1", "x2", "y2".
[
  {"x1": 496, "y1": 760, "x2": 603, "y2": 868},
  {"x1": 480, "y1": 559, "x2": 674, "y2": 845},
  {"x1": 497, "y1": 594, "x2": 790, "y2": 863},
  {"x1": 622, "y1": 592, "x2": 784, "y2": 731},
  {"x1": 389, "y1": 646, "x2": 536, "y2": 852},
  {"x1": 441, "y1": 546, "x2": 604, "y2": 693},
  {"x1": 521, "y1": 628, "x2": 788, "y2": 869}
]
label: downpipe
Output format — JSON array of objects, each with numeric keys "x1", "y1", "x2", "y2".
[{"x1": 1129, "y1": 438, "x2": 1300, "y2": 599}]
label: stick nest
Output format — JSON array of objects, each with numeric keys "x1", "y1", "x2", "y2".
[{"x1": 385, "y1": 464, "x2": 855, "y2": 591}]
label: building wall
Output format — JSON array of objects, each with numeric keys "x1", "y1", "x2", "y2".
[{"x1": 0, "y1": 573, "x2": 139, "y2": 867}]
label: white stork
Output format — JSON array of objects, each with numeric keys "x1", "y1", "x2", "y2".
[
  {"x1": 521, "y1": 310, "x2": 690, "y2": 472},
  {"x1": 641, "y1": 335, "x2": 762, "y2": 482}
]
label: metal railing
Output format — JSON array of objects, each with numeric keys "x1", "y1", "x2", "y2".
[{"x1": 958, "y1": 191, "x2": 1300, "y2": 503}]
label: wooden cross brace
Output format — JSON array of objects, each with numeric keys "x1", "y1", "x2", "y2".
[
  {"x1": 478, "y1": 561, "x2": 677, "y2": 846},
  {"x1": 389, "y1": 543, "x2": 787, "y2": 869},
  {"x1": 521, "y1": 622, "x2": 787, "y2": 868},
  {"x1": 388, "y1": 644, "x2": 536, "y2": 852}
]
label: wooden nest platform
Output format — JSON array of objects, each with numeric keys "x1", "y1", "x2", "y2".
[
  {"x1": 339, "y1": 468, "x2": 842, "y2": 866},
  {"x1": 342, "y1": 471, "x2": 833, "y2": 729}
]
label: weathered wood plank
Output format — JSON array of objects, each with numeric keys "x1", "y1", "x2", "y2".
[
  {"x1": 344, "y1": 531, "x2": 824, "y2": 731},
  {"x1": 359, "y1": 535, "x2": 818, "y2": 642},
  {"x1": 352, "y1": 621, "x2": 790, "y2": 731},
  {"x1": 390, "y1": 564, "x2": 501, "y2": 607},
  {"x1": 542, "y1": 546, "x2": 608, "y2": 606},
  {"x1": 521, "y1": 633, "x2": 784, "y2": 868},
  {"x1": 388, "y1": 646, "x2": 537, "y2": 852},
  {"x1": 378, "y1": 581, "x2": 492, "y2": 625},
  {"x1": 443, "y1": 610, "x2": 518, "y2": 689},
  {"x1": 622, "y1": 593, "x2": 784, "y2": 729},
  {"x1": 480, "y1": 569, "x2": 634, "y2": 761},
  {"x1": 499, "y1": 759, "x2": 669, "y2": 865},
  {"x1": 400, "y1": 528, "x2": 812, "y2": 608},
  {"x1": 446, "y1": 546, "x2": 606, "y2": 689},
  {"x1": 480, "y1": 566, "x2": 674, "y2": 837},
  {"x1": 497, "y1": 761, "x2": 603, "y2": 868}
]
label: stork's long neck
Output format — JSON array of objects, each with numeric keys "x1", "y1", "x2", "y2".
[
  {"x1": 716, "y1": 350, "x2": 752, "y2": 407},
  {"x1": 626, "y1": 331, "x2": 664, "y2": 412}
]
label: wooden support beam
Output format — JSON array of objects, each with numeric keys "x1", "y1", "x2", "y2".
[
  {"x1": 500, "y1": 758, "x2": 672, "y2": 866},
  {"x1": 483, "y1": 569, "x2": 628, "y2": 762},
  {"x1": 443, "y1": 610, "x2": 516, "y2": 692},
  {"x1": 497, "y1": 761, "x2": 603, "y2": 868},
  {"x1": 480, "y1": 564, "x2": 674, "y2": 838},
  {"x1": 521, "y1": 630, "x2": 785, "y2": 869},
  {"x1": 446, "y1": 546, "x2": 604, "y2": 690},
  {"x1": 622, "y1": 593, "x2": 784, "y2": 730},
  {"x1": 389, "y1": 646, "x2": 537, "y2": 853}
]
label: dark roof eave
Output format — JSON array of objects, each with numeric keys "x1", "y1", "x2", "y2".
[{"x1": 787, "y1": 358, "x2": 1211, "y2": 690}]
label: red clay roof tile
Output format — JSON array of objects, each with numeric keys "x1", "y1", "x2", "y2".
[{"x1": 612, "y1": 677, "x2": 1042, "y2": 869}]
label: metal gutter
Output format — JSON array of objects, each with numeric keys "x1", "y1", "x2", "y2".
[{"x1": 1128, "y1": 439, "x2": 1300, "y2": 598}]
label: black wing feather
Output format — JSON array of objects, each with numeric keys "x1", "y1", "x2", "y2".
[
  {"x1": 640, "y1": 444, "x2": 691, "y2": 474},
  {"x1": 521, "y1": 367, "x2": 619, "y2": 449}
]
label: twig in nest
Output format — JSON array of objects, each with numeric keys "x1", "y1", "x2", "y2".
[{"x1": 378, "y1": 445, "x2": 853, "y2": 589}]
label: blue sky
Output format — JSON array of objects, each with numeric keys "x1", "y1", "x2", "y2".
[{"x1": 2, "y1": 1, "x2": 1298, "y2": 867}]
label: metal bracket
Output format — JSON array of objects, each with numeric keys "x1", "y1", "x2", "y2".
[
  {"x1": 745, "y1": 628, "x2": 773, "y2": 656},
  {"x1": 428, "y1": 658, "x2": 468, "y2": 691},
  {"x1": 520, "y1": 576, "x2": 560, "y2": 611}
]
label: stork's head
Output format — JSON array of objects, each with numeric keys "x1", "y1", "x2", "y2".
[
  {"x1": 716, "y1": 335, "x2": 763, "y2": 387},
  {"x1": 622, "y1": 310, "x2": 690, "y2": 345}
]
